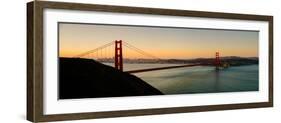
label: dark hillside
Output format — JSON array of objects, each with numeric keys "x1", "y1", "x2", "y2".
[{"x1": 59, "y1": 58, "x2": 163, "y2": 99}]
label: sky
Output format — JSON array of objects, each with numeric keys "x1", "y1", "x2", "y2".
[{"x1": 59, "y1": 23, "x2": 258, "y2": 59}]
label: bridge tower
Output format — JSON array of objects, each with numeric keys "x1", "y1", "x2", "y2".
[
  {"x1": 115, "y1": 40, "x2": 123, "y2": 71},
  {"x1": 215, "y1": 52, "x2": 221, "y2": 70}
]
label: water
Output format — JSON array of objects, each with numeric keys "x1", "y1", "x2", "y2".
[
  {"x1": 103, "y1": 63, "x2": 184, "y2": 71},
  {"x1": 103, "y1": 63, "x2": 259, "y2": 94}
]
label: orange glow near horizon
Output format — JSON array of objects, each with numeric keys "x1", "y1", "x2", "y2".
[{"x1": 59, "y1": 23, "x2": 258, "y2": 59}]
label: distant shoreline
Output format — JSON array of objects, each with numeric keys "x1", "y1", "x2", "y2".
[{"x1": 68, "y1": 56, "x2": 258, "y2": 66}]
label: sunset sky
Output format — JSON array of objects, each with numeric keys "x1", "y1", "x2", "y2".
[{"x1": 59, "y1": 23, "x2": 258, "y2": 59}]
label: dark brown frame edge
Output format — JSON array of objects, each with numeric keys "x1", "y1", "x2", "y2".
[{"x1": 27, "y1": 1, "x2": 273, "y2": 122}]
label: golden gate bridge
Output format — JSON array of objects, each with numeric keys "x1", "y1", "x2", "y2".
[{"x1": 74, "y1": 40, "x2": 221, "y2": 73}]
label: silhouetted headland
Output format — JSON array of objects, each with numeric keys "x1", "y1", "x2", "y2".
[{"x1": 59, "y1": 58, "x2": 163, "y2": 99}]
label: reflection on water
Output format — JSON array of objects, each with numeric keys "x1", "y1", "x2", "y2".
[
  {"x1": 103, "y1": 63, "x2": 183, "y2": 71},
  {"x1": 134, "y1": 65, "x2": 259, "y2": 94},
  {"x1": 102, "y1": 63, "x2": 258, "y2": 94}
]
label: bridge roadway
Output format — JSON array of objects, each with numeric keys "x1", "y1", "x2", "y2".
[{"x1": 125, "y1": 63, "x2": 208, "y2": 73}]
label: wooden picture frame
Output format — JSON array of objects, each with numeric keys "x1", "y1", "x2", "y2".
[{"x1": 27, "y1": 1, "x2": 273, "y2": 122}]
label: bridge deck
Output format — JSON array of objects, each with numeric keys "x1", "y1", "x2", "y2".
[{"x1": 125, "y1": 64, "x2": 204, "y2": 73}]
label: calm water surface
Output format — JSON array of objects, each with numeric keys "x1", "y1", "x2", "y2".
[{"x1": 103, "y1": 63, "x2": 259, "y2": 94}]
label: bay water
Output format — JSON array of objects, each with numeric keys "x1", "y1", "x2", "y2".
[{"x1": 103, "y1": 63, "x2": 259, "y2": 94}]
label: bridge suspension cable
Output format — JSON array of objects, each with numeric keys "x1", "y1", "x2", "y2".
[
  {"x1": 123, "y1": 41, "x2": 161, "y2": 60},
  {"x1": 74, "y1": 41, "x2": 115, "y2": 58},
  {"x1": 74, "y1": 40, "x2": 161, "y2": 61},
  {"x1": 71, "y1": 40, "x2": 222, "y2": 72}
]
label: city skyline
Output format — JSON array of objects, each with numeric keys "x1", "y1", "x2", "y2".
[{"x1": 59, "y1": 23, "x2": 259, "y2": 59}]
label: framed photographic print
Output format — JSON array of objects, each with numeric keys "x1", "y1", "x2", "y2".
[{"x1": 27, "y1": 0, "x2": 273, "y2": 122}]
